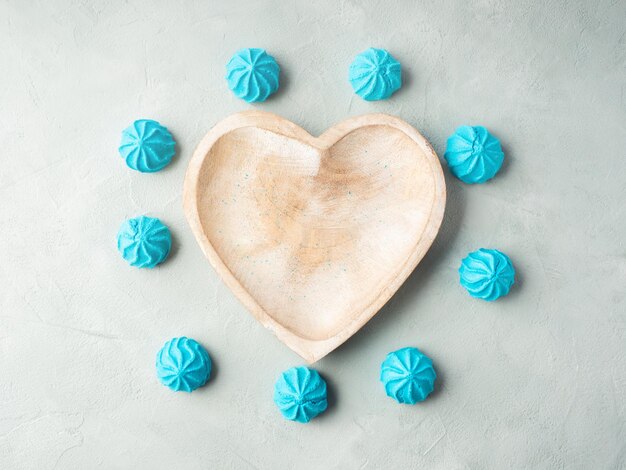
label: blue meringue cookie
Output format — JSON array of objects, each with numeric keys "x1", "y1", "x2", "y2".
[
  {"x1": 273, "y1": 366, "x2": 328, "y2": 423},
  {"x1": 349, "y1": 48, "x2": 402, "y2": 101},
  {"x1": 116, "y1": 216, "x2": 171, "y2": 268},
  {"x1": 380, "y1": 347, "x2": 436, "y2": 404},
  {"x1": 459, "y1": 248, "x2": 515, "y2": 301},
  {"x1": 156, "y1": 337, "x2": 212, "y2": 392},
  {"x1": 444, "y1": 126, "x2": 504, "y2": 184},
  {"x1": 226, "y1": 48, "x2": 280, "y2": 102},
  {"x1": 119, "y1": 119, "x2": 176, "y2": 173}
]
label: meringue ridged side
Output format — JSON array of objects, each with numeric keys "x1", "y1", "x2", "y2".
[
  {"x1": 273, "y1": 366, "x2": 328, "y2": 423},
  {"x1": 116, "y1": 215, "x2": 171, "y2": 268},
  {"x1": 226, "y1": 48, "x2": 280, "y2": 103},
  {"x1": 380, "y1": 347, "x2": 436, "y2": 404},
  {"x1": 349, "y1": 48, "x2": 402, "y2": 101},
  {"x1": 156, "y1": 337, "x2": 212, "y2": 392},
  {"x1": 444, "y1": 125, "x2": 504, "y2": 184},
  {"x1": 119, "y1": 119, "x2": 176, "y2": 173},
  {"x1": 459, "y1": 248, "x2": 515, "y2": 301}
]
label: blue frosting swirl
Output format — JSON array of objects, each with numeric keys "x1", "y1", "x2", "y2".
[
  {"x1": 156, "y1": 337, "x2": 211, "y2": 392},
  {"x1": 119, "y1": 119, "x2": 176, "y2": 173},
  {"x1": 444, "y1": 125, "x2": 504, "y2": 184},
  {"x1": 349, "y1": 48, "x2": 402, "y2": 101},
  {"x1": 273, "y1": 366, "x2": 327, "y2": 423},
  {"x1": 226, "y1": 48, "x2": 280, "y2": 103},
  {"x1": 380, "y1": 347, "x2": 436, "y2": 404},
  {"x1": 459, "y1": 248, "x2": 515, "y2": 301},
  {"x1": 116, "y1": 216, "x2": 171, "y2": 268}
]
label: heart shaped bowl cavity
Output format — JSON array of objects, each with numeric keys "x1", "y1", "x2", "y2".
[{"x1": 184, "y1": 111, "x2": 446, "y2": 363}]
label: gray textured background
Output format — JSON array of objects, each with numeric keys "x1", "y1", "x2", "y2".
[{"x1": 1, "y1": 0, "x2": 625, "y2": 468}]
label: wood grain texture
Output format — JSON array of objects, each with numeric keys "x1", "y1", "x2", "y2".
[{"x1": 183, "y1": 111, "x2": 446, "y2": 362}]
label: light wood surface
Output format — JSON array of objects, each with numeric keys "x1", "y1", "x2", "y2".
[{"x1": 183, "y1": 111, "x2": 446, "y2": 363}]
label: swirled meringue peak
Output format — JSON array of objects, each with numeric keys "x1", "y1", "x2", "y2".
[
  {"x1": 226, "y1": 48, "x2": 280, "y2": 103},
  {"x1": 119, "y1": 119, "x2": 176, "y2": 173},
  {"x1": 444, "y1": 125, "x2": 504, "y2": 184},
  {"x1": 380, "y1": 347, "x2": 436, "y2": 404},
  {"x1": 116, "y1": 216, "x2": 171, "y2": 268},
  {"x1": 459, "y1": 248, "x2": 515, "y2": 301},
  {"x1": 156, "y1": 337, "x2": 212, "y2": 392},
  {"x1": 273, "y1": 366, "x2": 328, "y2": 423},
  {"x1": 349, "y1": 48, "x2": 402, "y2": 101}
]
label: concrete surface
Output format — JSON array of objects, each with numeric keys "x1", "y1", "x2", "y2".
[{"x1": 1, "y1": 0, "x2": 625, "y2": 468}]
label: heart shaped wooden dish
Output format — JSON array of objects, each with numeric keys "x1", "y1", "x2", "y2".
[{"x1": 184, "y1": 111, "x2": 446, "y2": 363}]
